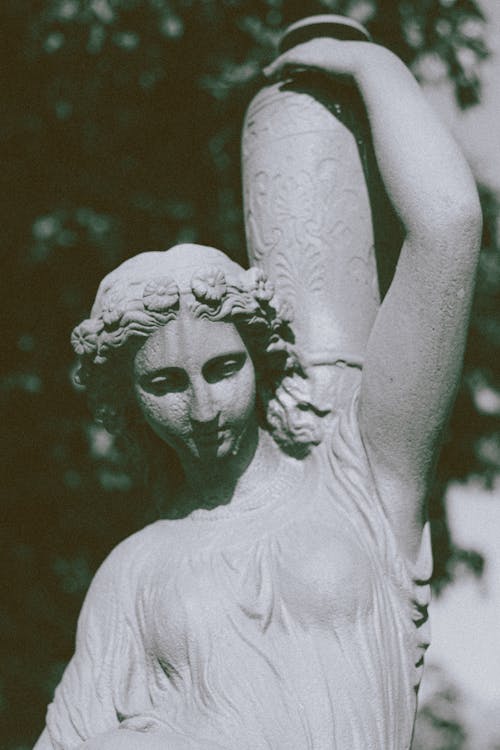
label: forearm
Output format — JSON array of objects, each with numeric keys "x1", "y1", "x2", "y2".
[
  {"x1": 352, "y1": 44, "x2": 481, "y2": 241},
  {"x1": 264, "y1": 33, "x2": 482, "y2": 561},
  {"x1": 265, "y1": 38, "x2": 482, "y2": 247}
]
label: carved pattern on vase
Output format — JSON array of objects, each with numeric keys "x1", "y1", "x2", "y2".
[{"x1": 243, "y1": 80, "x2": 381, "y2": 422}]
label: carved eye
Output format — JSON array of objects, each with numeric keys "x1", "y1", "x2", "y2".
[
  {"x1": 144, "y1": 370, "x2": 188, "y2": 394},
  {"x1": 204, "y1": 353, "x2": 246, "y2": 384}
]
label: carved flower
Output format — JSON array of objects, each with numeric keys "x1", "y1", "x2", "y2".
[
  {"x1": 276, "y1": 298, "x2": 294, "y2": 324},
  {"x1": 102, "y1": 287, "x2": 127, "y2": 328},
  {"x1": 71, "y1": 319, "x2": 104, "y2": 356},
  {"x1": 191, "y1": 267, "x2": 226, "y2": 303},
  {"x1": 142, "y1": 277, "x2": 179, "y2": 312},
  {"x1": 245, "y1": 267, "x2": 274, "y2": 303}
]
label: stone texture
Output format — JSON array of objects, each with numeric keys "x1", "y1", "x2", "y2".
[{"x1": 34, "y1": 15, "x2": 482, "y2": 750}]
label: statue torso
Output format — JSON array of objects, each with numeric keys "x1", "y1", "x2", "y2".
[
  {"x1": 108, "y1": 398, "x2": 429, "y2": 749},
  {"x1": 45, "y1": 395, "x2": 431, "y2": 750}
]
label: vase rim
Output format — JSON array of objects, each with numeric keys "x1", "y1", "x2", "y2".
[{"x1": 279, "y1": 14, "x2": 371, "y2": 54}]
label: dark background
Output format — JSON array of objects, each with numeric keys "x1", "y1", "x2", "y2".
[{"x1": 1, "y1": 1, "x2": 499, "y2": 748}]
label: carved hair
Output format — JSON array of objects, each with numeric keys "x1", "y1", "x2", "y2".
[
  {"x1": 71, "y1": 258, "x2": 305, "y2": 489},
  {"x1": 71, "y1": 243, "x2": 354, "y2": 495}
]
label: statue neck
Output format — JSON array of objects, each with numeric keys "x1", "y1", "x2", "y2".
[{"x1": 174, "y1": 422, "x2": 281, "y2": 516}]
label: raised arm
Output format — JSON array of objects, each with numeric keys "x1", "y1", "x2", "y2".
[{"x1": 265, "y1": 39, "x2": 482, "y2": 561}]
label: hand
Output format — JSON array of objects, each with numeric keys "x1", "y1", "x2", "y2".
[{"x1": 262, "y1": 38, "x2": 376, "y2": 81}]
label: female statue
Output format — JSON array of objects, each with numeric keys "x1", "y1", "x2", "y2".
[{"x1": 35, "y1": 31, "x2": 482, "y2": 750}]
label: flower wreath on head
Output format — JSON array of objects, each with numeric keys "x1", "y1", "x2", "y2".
[
  {"x1": 71, "y1": 265, "x2": 295, "y2": 373},
  {"x1": 71, "y1": 263, "x2": 334, "y2": 457}
]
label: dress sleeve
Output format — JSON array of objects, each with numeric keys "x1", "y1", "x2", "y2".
[
  {"x1": 325, "y1": 387, "x2": 432, "y2": 569},
  {"x1": 322, "y1": 387, "x2": 432, "y2": 685},
  {"x1": 34, "y1": 550, "x2": 126, "y2": 750}
]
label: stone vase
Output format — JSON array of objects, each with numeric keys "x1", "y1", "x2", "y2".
[{"x1": 242, "y1": 15, "x2": 399, "y2": 379}]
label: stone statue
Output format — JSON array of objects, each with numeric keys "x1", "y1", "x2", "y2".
[{"x1": 34, "y1": 16, "x2": 482, "y2": 750}]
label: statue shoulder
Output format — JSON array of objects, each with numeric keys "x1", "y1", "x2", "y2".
[{"x1": 88, "y1": 521, "x2": 174, "y2": 604}]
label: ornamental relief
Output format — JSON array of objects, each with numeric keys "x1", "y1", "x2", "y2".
[
  {"x1": 243, "y1": 84, "x2": 346, "y2": 160},
  {"x1": 243, "y1": 81, "x2": 381, "y2": 367},
  {"x1": 245, "y1": 162, "x2": 377, "y2": 310}
]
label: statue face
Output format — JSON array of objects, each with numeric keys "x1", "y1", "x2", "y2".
[{"x1": 132, "y1": 309, "x2": 257, "y2": 462}]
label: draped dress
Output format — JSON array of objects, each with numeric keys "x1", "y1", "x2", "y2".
[{"x1": 38, "y1": 391, "x2": 432, "y2": 750}]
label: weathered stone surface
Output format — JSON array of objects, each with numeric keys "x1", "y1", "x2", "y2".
[{"x1": 34, "y1": 15, "x2": 482, "y2": 750}]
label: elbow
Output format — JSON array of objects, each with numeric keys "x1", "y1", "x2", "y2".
[
  {"x1": 410, "y1": 191, "x2": 483, "y2": 254},
  {"x1": 433, "y1": 154, "x2": 483, "y2": 241},
  {"x1": 443, "y1": 199, "x2": 482, "y2": 254},
  {"x1": 434, "y1": 187, "x2": 482, "y2": 236},
  {"x1": 453, "y1": 197, "x2": 482, "y2": 261},
  {"x1": 443, "y1": 175, "x2": 483, "y2": 235},
  {"x1": 451, "y1": 191, "x2": 483, "y2": 238}
]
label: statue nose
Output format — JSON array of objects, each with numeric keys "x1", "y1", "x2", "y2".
[{"x1": 189, "y1": 382, "x2": 219, "y2": 425}]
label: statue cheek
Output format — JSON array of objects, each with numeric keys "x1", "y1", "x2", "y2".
[
  {"x1": 137, "y1": 392, "x2": 191, "y2": 439},
  {"x1": 161, "y1": 400, "x2": 193, "y2": 440},
  {"x1": 222, "y1": 376, "x2": 256, "y2": 424}
]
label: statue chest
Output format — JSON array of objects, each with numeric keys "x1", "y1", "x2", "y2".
[{"x1": 147, "y1": 507, "x2": 377, "y2": 671}]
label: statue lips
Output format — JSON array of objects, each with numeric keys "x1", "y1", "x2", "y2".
[
  {"x1": 192, "y1": 422, "x2": 227, "y2": 452},
  {"x1": 195, "y1": 430, "x2": 223, "y2": 444}
]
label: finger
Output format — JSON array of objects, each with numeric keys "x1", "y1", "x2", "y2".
[
  {"x1": 262, "y1": 53, "x2": 292, "y2": 79},
  {"x1": 262, "y1": 38, "x2": 338, "y2": 79},
  {"x1": 263, "y1": 52, "x2": 318, "y2": 79}
]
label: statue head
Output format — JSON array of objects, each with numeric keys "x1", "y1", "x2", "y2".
[{"x1": 71, "y1": 244, "x2": 297, "y2": 479}]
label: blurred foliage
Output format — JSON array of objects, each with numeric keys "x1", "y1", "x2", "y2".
[
  {"x1": 413, "y1": 666, "x2": 469, "y2": 749},
  {"x1": 413, "y1": 665, "x2": 500, "y2": 749},
  {"x1": 0, "y1": 0, "x2": 499, "y2": 748}
]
